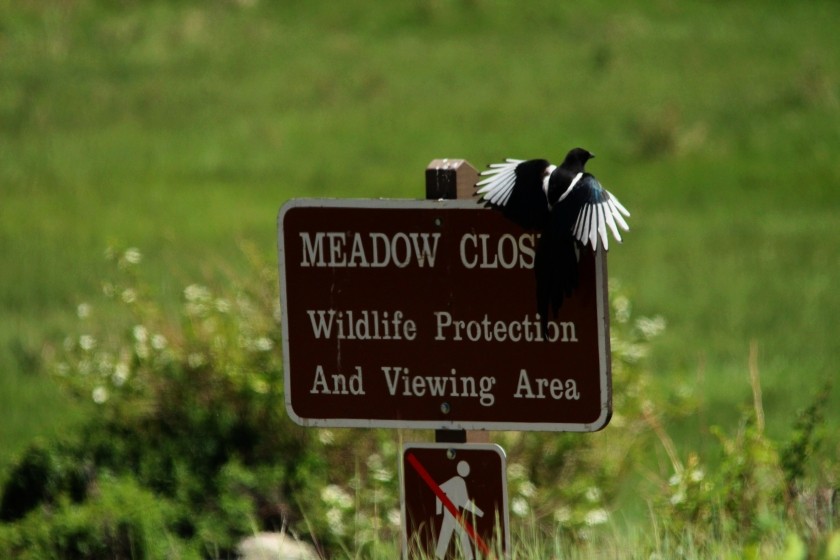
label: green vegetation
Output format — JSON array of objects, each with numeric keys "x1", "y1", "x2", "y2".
[
  {"x1": 2, "y1": 0, "x2": 839, "y2": 557},
  {"x1": 0, "y1": 251, "x2": 836, "y2": 558}
]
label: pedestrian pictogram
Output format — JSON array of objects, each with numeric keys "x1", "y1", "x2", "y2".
[
  {"x1": 434, "y1": 459, "x2": 484, "y2": 559},
  {"x1": 401, "y1": 443, "x2": 509, "y2": 559}
]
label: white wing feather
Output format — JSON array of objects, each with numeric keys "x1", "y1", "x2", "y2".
[
  {"x1": 603, "y1": 202, "x2": 621, "y2": 244},
  {"x1": 587, "y1": 207, "x2": 598, "y2": 248},
  {"x1": 597, "y1": 204, "x2": 609, "y2": 250},
  {"x1": 573, "y1": 191, "x2": 631, "y2": 250},
  {"x1": 555, "y1": 172, "x2": 583, "y2": 204},
  {"x1": 476, "y1": 159, "x2": 523, "y2": 206}
]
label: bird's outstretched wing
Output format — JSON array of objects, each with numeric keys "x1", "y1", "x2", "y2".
[
  {"x1": 569, "y1": 175, "x2": 630, "y2": 251},
  {"x1": 476, "y1": 159, "x2": 552, "y2": 230}
]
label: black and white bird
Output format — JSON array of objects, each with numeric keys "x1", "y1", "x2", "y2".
[{"x1": 476, "y1": 148, "x2": 630, "y2": 324}]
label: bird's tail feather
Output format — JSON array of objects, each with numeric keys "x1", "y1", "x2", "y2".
[{"x1": 535, "y1": 232, "x2": 580, "y2": 337}]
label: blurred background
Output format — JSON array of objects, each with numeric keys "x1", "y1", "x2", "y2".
[{"x1": 1, "y1": 0, "x2": 838, "y2": 555}]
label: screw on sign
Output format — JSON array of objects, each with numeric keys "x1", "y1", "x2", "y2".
[{"x1": 401, "y1": 444, "x2": 510, "y2": 559}]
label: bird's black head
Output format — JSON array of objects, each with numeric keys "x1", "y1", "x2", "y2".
[{"x1": 561, "y1": 147, "x2": 595, "y2": 170}]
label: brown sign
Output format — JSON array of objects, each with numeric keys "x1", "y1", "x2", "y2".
[
  {"x1": 401, "y1": 443, "x2": 509, "y2": 560},
  {"x1": 277, "y1": 199, "x2": 611, "y2": 431}
]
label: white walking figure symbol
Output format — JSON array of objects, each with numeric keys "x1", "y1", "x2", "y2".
[{"x1": 435, "y1": 460, "x2": 484, "y2": 559}]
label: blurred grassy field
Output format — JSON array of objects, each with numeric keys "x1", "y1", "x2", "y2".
[{"x1": 2, "y1": 0, "x2": 839, "y2": 480}]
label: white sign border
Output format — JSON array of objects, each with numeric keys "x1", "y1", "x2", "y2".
[{"x1": 277, "y1": 198, "x2": 612, "y2": 432}]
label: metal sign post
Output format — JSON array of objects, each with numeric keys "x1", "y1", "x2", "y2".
[{"x1": 276, "y1": 159, "x2": 615, "y2": 557}]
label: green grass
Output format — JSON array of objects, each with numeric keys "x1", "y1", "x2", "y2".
[
  {"x1": 317, "y1": 519, "x2": 829, "y2": 560},
  {"x1": 2, "y1": 0, "x2": 839, "y2": 530}
]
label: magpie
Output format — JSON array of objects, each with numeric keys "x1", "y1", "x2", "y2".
[{"x1": 476, "y1": 148, "x2": 630, "y2": 328}]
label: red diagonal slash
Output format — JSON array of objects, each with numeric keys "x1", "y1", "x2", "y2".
[{"x1": 406, "y1": 452, "x2": 491, "y2": 556}]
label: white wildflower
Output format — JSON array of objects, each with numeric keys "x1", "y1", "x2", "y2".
[
  {"x1": 133, "y1": 325, "x2": 148, "y2": 343},
  {"x1": 123, "y1": 247, "x2": 142, "y2": 265},
  {"x1": 76, "y1": 303, "x2": 91, "y2": 319},
  {"x1": 636, "y1": 315, "x2": 667, "y2": 339},
  {"x1": 184, "y1": 284, "x2": 211, "y2": 302},
  {"x1": 326, "y1": 508, "x2": 345, "y2": 536},
  {"x1": 508, "y1": 462, "x2": 527, "y2": 480},
  {"x1": 366, "y1": 453, "x2": 383, "y2": 471},
  {"x1": 372, "y1": 468, "x2": 392, "y2": 483},
  {"x1": 214, "y1": 298, "x2": 231, "y2": 313},
  {"x1": 322, "y1": 484, "x2": 353, "y2": 509},
  {"x1": 670, "y1": 490, "x2": 686, "y2": 506},
  {"x1": 518, "y1": 481, "x2": 536, "y2": 498},
  {"x1": 318, "y1": 430, "x2": 335, "y2": 445},
  {"x1": 511, "y1": 496, "x2": 530, "y2": 517},
  {"x1": 133, "y1": 325, "x2": 150, "y2": 358},
  {"x1": 584, "y1": 508, "x2": 609, "y2": 526},
  {"x1": 96, "y1": 352, "x2": 113, "y2": 374},
  {"x1": 251, "y1": 379, "x2": 269, "y2": 394},
  {"x1": 78, "y1": 359, "x2": 92, "y2": 375},
  {"x1": 387, "y1": 509, "x2": 401, "y2": 527},
  {"x1": 113, "y1": 362, "x2": 130, "y2": 386},
  {"x1": 622, "y1": 342, "x2": 648, "y2": 362},
  {"x1": 553, "y1": 506, "x2": 571, "y2": 524},
  {"x1": 121, "y1": 288, "x2": 137, "y2": 304},
  {"x1": 187, "y1": 352, "x2": 205, "y2": 369},
  {"x1": 254, "y1": 337, "x2": 273, "y2": 351},
  {"x1": 151, "y1": 334, "x2": 167, "y2": 350},
  {"x1": 585, "y1": 486, "x2": 602, "y2": 503},
  {"x1": 79, "y1": 335, "x2": 96, "y2": 352},
  {"x1": 92, "y1": 386, "x2": 109, "y2": 404},
  {"x1": 613, "y1": 295, "x2": 631, "y2": 323}
]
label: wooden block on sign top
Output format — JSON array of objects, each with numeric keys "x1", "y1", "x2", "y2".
[{"x1": 425, "y1": 159, "x2": 479, "y2": 201}]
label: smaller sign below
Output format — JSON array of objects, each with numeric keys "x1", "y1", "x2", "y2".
[{"x1": 401, "y1": 443, "x2": 509, "y2": 560}]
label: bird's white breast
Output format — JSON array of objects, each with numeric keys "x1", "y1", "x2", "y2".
[
  {"x1": 556, "y1": 172, "x2": 583, "y2": 204},
  {"x1": 542, "y1": 165, "x2": 557, "y2": 196}
]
